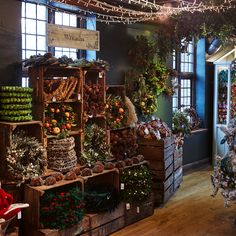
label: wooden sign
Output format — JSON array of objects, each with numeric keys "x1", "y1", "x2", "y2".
[{"x1": 47, "y1": 23, "x2": 100, "y2": 51}]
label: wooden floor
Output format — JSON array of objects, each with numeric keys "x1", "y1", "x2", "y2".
[{"x1": 112, "y1": 166, "x2": 236, "y2": 236}]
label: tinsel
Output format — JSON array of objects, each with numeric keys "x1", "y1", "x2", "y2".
[
  {"x1": 211, "y1": 118, "x2": 236, "y2": 207},
  {"x1": 40, "y1": 187, "x2": 84, "y2": 229},
  {"x1": 121, "y1": 165, "x2": 152, "y2": 203},
  {"x1": 6, "y1": 130, "x2": 47, "y2": 186},
  {"x1": 84, "y1": 184, "x2": 120, "y2": 213},
  {"x1": 80, "y1": 124, "x2": 110, "y2": 166}
]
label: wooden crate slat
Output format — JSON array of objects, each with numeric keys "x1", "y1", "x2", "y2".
[
  {"x1": 174, "y1": 156, "x2": 183, "y2": 171},
  {"x1": 138, "y1": 136, "x2": 174, "y2": 147},
  {"x1": 152, "y1": 174, "x2": 174, "y2": 191}
]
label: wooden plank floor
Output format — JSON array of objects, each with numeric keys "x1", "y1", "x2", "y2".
[{"x1": 112, "y1": 166, "x2": 236, "y2": 236}]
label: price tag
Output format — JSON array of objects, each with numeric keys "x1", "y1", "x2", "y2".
[
  {"x1": 99, "y1": 72, "x2": 103, "y2": 78},
  {"x1": 52, "y1": 97, "x2": 56, "y2": 102},
  {"x1": 120, "y1": 183, "x2": 125, "y2": 190},
  {"x1": 78, "y1": 94, "x2": 81, "y2": 100},
  {"x1": 137, "y1": 207, "x2": 140, "y2": 213},
  {"x1": 126, "y1": 203, "x2": 130, "y2": 210},
  {"x1": 17, "y1": 211, "x2": 22, "y2": 219}
]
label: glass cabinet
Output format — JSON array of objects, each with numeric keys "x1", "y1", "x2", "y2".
[{"x1": 213, "y1": 55, "x2": 236, "y2": 158}]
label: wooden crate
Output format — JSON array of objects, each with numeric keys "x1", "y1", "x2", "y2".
[
  {"x1": 0, "y1": 121, "x2": 45, "y2": 181},
  {"x1": 24, "y1": 178, "x2": 84, "y2": 234},
  {"x1": 124, "y1": 195, "x2": 154, "y2": 226}
]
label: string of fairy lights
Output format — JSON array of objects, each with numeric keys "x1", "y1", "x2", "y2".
[{"x1": 26, "y1": 0, "x2": 236, "y2": 23}]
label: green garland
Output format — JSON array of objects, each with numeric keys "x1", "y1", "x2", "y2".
[
  {"x1": 81, "y1": 124, "x2": 110, "y2": 166},
  {"x1": 40, "y1": 187, "x2": 84, "y2": 230},
  {"x1": 84, "y1": 184, "x2": 120, "y2": 213},
  {"x1": 106, "y1": 94, "x2": 128, "y2": 129},
  {"x1": 121, "y1": 165, "x2": 152, "y2": 203}
]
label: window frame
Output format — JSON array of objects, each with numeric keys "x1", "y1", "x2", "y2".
[{"x1": 172, "y1": 41, "x2": 196, "y2": 112}]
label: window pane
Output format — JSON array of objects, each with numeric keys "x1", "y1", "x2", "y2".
[
  {"x1": 26, "y1": 19, "x2": 36, "y2": 34},
  {"x1": 26, "y1": 50, "x2": 36, "y2": 58},
  {"x1": 70, "y1": 15, "x2": 77, "y2": 27},
  {"x1": 37, "y1": 21, "x2": 46, "y2": 35},
  {"x1": 26, "y1": 3, "x2": 36, "y2": 19},
  {"x1": 22, "y1": 2, "x2": 25, "y2": 17},
  {"x1": 55, "y1": 12, "x2": 62, "y2": 25},
  {"x1": 37, "y1": 36, "x2": 46, "y2": 51},
  {"x1": 37, "y1": 5, "x2": 47, "y2": 20},
  {"x1": 63, "y1": 13, "x2": 70, "y2": 26},
  {"x1": 26, "y1": 35, "x2": 36, "y2": 50},
  {"x1": 21, "y1": 18, "x2": 26, "y2": 33},
  {"x1": 22, "y1": 34, "x2": 26, "y2": 49}
]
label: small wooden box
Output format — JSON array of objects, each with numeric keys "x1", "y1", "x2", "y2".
[{"x1": 24, "y1": 178, "x2": 84, "y2": 234}]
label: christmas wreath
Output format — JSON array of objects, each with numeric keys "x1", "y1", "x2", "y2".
[
  {"x1": 172, "y1": 110, "x2": 191, "y2": 137},
  {"x1": 44, "y1": 103, "x2": 77, "y2": 135},
  {"x1": 120, "y1": 165, "x2": 152, "y2": 203},
  {"x1": 6, "y1": 130, "x2": 47, "y2": 185},
  {"x1": 40, "y1": 187, "x2": 84, "y2": 229},
  {"x1": 106, "y1": 94, "x2": 128, "y2": 129},
  {"x1": 80, "y1": 124, "x2": 110, "y2": 166},
  {"x1": 84, "y1": 184, "x2": 120, "y2": 213}
]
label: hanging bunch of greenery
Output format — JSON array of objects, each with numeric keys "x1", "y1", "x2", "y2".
[
  {"x1": 120, "y1": 165, "x2": 152, "y2": 203},
  {"x1": 80, "y1": 124, "x2": 110, "y2": 166},
  {"x1": 125, "y1": 35, "x2": 173, "y2": 116}
]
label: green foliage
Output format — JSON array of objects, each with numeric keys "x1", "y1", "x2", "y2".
[
  {"x1": 172, "y1": 110, "x2": 191, "y2": 136},
  {"x1": 40, "y1": 187, "x2": 84, "y2": 230},
  {"x1": 81, "y1": 124, "x2": 110, "y2": 166},
  {"x1": 121, "y1": 165, "x2": 152, "y2": 203}
]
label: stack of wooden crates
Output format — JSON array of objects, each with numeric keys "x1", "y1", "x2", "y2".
[{"x1": 138, "y1": 136, "x2": 183, "y2": 206}]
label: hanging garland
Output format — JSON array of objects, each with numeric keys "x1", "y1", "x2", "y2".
[
  {"x1": 106, "y1": 94, "x2": 128, "y2": 129},
  {"x1": 84, "y1": 184, "x2": 120, "y2": 213},
  {"x1": 40, "y1": 187, "x2": 84, "y2": 229},
  {"x1": 44, "y1": 103, "x2": 77, "y2": 135},
  {"x1": 6, "y1": 130, "x2": 47, "y2": 185},
  {"x1": 80, "y1": 124, "x2": 110, "y2": 166},
  {"x1": 120, "y1": 165, "x2": 152, "y2": 203},
  {"x1": 125, "y1": 35, "x2": 173, "y2": 116}
]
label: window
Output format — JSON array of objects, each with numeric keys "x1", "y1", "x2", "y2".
[
  {"x1": 21, "y1": 2, "x2": 97, "y2": 86},
  {"x1": 172, "y1": 40, "x2": 195, "y2": 112},
  {"x1": 21, "y1": 2, "x2": 47, "y2": 60}
]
